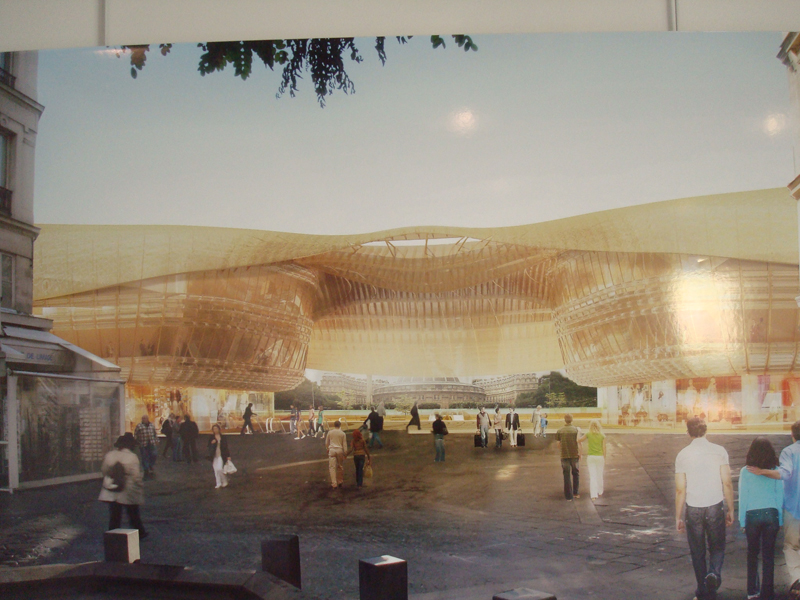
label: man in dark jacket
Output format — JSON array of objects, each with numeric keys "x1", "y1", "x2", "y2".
[
  {"x1": 406, "y1": 402, "x2": 421, "y2": 431},
  {"x1": 505, "y1": 408, "x2": 521, "y2": 447},
  {"x1": 180, "y1": 415, "x2": 200, "y2": 464},
  {"x1": 364, "y1": 408, "x2": 384, "y2": 449}
]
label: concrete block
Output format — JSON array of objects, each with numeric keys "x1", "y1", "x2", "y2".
[
  {"x1": 359, "y1": 555, "x2": 407, "y2": 600},
  {"x1": 493, "y1": 589, "x2": 557, "y2": 600},
  {"x1": 103, "y1": 529, "x2": 140, "y2": 563},
  {"x1": 261, "y1": 534, "x2": 301, "y2": 589}
]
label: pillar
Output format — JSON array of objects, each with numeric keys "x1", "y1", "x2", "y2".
[
  {"x1": 104, "y1": 529, "x2": 140, "y2": 563},
  {"x1": 261, "y1": 534, "x2": 301, "y2": 589},
  {"x1": 359, "y1": 555, "x2": 407, "y2": 600}
]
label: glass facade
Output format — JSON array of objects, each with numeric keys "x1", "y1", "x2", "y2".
[
  {"x1": 39, "y1": 265, "x2": 316, "y2": 391},
  {"x1": 125, "y1": 384, "x2": 273, "y2": 433},
  {"x1": 17, "y1": 375, "x2": 121, "y2": 484},
  {"x1": 551, "y1": 252, "x2": 800, "y2": 387}
]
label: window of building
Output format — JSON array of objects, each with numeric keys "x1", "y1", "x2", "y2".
[
  {"x1": 0, "y1": 53, "x2": 13, "y2": 88},
  {"x1": 1, "y1": 253, "x2": 13, "y2": 309},
  {"x1": 0, "y1": 132, "x2": 8, "y2": 188},
  {"x1": 0, "y1": 131, "x2": 10, "y2": 215}
]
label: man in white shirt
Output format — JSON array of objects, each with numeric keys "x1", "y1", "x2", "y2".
[
  {"x1": 675, "y1": 417, "x2": 734, "y2": 600},
  {"x1": 325, "y1": 420, "x2": 348, "y2": 488}
]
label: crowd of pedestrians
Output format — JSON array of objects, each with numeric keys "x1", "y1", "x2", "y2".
[{"x1": 99, "y1": 403, "x2": 800, "y2": 600}]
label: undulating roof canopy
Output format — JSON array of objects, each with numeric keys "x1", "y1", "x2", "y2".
[{"x1": 33, "y1": 188, "x2": 800, "y2": 389}]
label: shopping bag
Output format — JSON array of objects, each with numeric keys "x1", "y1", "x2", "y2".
[
  {"x1": 363, "y1": 463, "x2": 373, "y2": 486},
  {"x1": 223, "y1": 459, "x2": 238, "y2": 475}
]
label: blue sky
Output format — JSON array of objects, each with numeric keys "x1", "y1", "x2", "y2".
[{"x1": 35, "y1": 32, "x2": 793, "y2": 235}]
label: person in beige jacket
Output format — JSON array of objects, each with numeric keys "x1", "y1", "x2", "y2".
[
  {"x1": 98, "y1": 432, "x2": 147, "y2": 538},
  {"x1": 325, "y1": 420, "x2": 348, "y2": 488}
]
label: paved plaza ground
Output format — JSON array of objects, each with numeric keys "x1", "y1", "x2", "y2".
[{"x1": 1, "y1": 428, "x2": 798, "y2": 599}]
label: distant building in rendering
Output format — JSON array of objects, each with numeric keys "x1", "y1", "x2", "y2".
[
  {"x1": 0, "y1": 52, "x2": 124, "y2": 493},
  {"x1": 319, "y1": 373, "x2": 389, "y2": 407},
  {"x1": 372, "y1": 377, "x2": 485, "y2": 408},
  {"x1": 473, "y1": 373, "x2": 540, "y2": 405}
]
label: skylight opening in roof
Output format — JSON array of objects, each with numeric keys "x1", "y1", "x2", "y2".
[{"x1": 362, "y1": 237, "x2": 482, "y2": 247}]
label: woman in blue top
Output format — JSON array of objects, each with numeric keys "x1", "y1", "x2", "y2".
[{"x1": 739, "y1": 437, "x2": 784, "y2": 600}]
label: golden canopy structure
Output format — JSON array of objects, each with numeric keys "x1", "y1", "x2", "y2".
[{"x1": 32, "y1": 188, "x2": 799, "y2": 392}]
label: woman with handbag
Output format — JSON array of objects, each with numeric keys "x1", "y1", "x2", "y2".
[
  {"x1": 348, "y1": 428, "x2": 371, "y2": 488},
  {"x1": 207, "y1": 424, "x2": 232, "y2": 489},
  {"x1": 98, "y1": 433, "x2": 148, "y2": 538}
]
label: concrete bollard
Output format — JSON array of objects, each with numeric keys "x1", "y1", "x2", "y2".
[
  {"x1": 261, "y1": 535, "x2": 301, "y2": 589},
  {"x1": 492, "y1": 589, "x2": 557, "y2": 600},
  {"x1": 103, "y1": 529, "x2": 140, "y2": 563},
  {"x1": 358, "y1": 555, "x2": 407, "y2": 600}
]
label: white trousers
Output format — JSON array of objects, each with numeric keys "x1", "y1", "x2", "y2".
[
  {"x1": 213, "y1": 456, "x2": 228, "y2": 488},
  {"x1": 587, "y1": 455, "x2": 604, "y2": 498},
  {"x1": 509, "y1": 429, "x2": 518, "y2": 446}
]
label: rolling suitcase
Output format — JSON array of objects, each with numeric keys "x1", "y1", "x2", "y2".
[
  {"x1": 474, "y1": 433, "x2": 482, "y2": 447},
  {"x1": 516, "y1": 432, "x2": 526, "y2": 447}
]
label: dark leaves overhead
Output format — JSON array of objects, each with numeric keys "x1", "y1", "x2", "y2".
[{"x1": 119, "y1": 35, "x2": 477, "y2": 106}]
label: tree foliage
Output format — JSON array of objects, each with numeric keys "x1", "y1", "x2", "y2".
[
  {"x1": 274, "y1": 378, "x2": 341, "y2": 410},
  {"x1": 515, "y1": 372, "x2": 597, "y2": 408},
  {"x1": 118, "y1": 35, "x2": 477, "y2": 107}
]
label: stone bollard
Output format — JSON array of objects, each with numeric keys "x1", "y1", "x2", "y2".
[
  {"x1": 358, "y1": 555, "x2": 407, "y2": 600},
  {"x1": 103, "y1": 529, "x2": 140, "y2": 563},
  {"x1": 492, "y1": 589, "x2": 556, "y2": 600},
  {"x1": 261, "y1": 535, "x2": 301, "y2": 589}
]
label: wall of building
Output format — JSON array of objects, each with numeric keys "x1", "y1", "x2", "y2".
[{"x1": 0, "y1": 51, "x2": 42, "y2": 315}]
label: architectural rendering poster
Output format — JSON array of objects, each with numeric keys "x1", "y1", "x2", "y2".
[{"x1": 6, "y1": 27, "x2": 800, "y2": 600}]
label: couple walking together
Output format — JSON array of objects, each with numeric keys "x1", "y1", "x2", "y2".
[
  {"x1": 675, "y1": 417, "x2": 800, "y2": 600},
  {"x1": 325, "y1": 421, "x2": 372, "y2": 488},
  {"x1": 556, "y1": 415, "x2": 606, "y2": 501}
]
